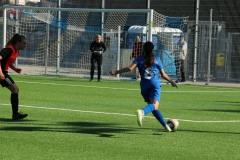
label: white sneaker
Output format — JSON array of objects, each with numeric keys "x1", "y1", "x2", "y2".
[
  {"x1": 136, "y1": 110, "x2": 144, "y2": 127},
  {"x1": 165, "y1": 124, "x2": 172, "y2": 132}
]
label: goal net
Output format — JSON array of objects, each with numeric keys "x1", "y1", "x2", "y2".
[{"x1": 2, "y1": 6, "x2": 188, "y2": 79}]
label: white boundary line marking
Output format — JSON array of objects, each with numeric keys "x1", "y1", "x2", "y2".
[{"x1": 1, "y1": 103, "x2": 240, "y2": 123}]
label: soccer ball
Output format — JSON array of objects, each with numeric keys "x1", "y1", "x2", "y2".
[{"x1": 167, "y1": 119, "x2": 179, "y2": 132}]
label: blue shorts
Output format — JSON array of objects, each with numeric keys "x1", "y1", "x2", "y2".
[{"x1": 141, "y1": 84, "x2": 161, "y2": 102}]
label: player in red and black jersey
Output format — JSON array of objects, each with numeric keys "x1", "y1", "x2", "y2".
[{"x1": 0, "y1": 34, "x2": 28, "y2": 120}]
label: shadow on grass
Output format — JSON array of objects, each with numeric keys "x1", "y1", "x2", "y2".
[
  {"x1": 0, "y1": 118, "x2": 36, "y2": 122},
  {"x1": 57, "y1": 121, "x2": 133, "y2": 137},
  {"x1": 180, "y1": 129, "x2": 240, "y2": 135},
  {"x1": 0, "y1": 120, "x2": 148, "y2": 138},
  {"x1": 0, "y1": 118, "x2": 45, "y2": 131},
  {"x1": 203, "y1": 109, "x2": 240, "y2": 113},
  {"x1": 190, "y1": 108, "x2": 240, "y2": 113},
  {"x1": 212, "y1": 101, "x2": 240, "y2": 106},
  {"x1": 0, "y1": 126, "x2": 45, "y2": 131},
  {"x1": 187, "y1": 100, "x2": 240, "y2": 113}
]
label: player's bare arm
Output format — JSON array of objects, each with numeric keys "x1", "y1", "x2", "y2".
[
  {"x1": 110, "y1": 63, "x2": 137, "y2": 75},
  {"x1": 0, "y1": 56, "x2": 5, "y2": 80},
  {"x1": 10, "y1": 64, "x2": 22, "y2": 74},
  {"x1": 160, "y1": 69, "x2": 178, "y2": 88}
]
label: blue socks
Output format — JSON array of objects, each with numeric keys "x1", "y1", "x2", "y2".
[
  {"x1": 152, "y1": 110, "x2": 167, "y2": 127},
  {"x1": 142, "y1": 104, "x2": 167, "y2": 127},
  {"x1": 142, "y1": 104, "x2": 155, "y2": 115}
]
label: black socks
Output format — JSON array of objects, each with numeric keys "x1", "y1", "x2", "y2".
[{"x1": 11, "y1": 93, "x2": 19, "y2": 116}]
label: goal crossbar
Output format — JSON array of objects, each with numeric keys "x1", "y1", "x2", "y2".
[{"x1": 2, "y1": 5, "x2": 153, "y2": 47}]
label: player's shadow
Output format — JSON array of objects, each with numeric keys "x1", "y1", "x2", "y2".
[
  {"x1": 0, "y1": 118, "x2": 46, "y2": 131},
  {"x1": 0, "y1": 126, "x2": 45, "y2": 131},
  {"x1": 0, "y1": 118, "x2": 36, "y2": 123},
  {"x1": 212, "y1": 101, "x2": 240, "y2": 106},
  {"x1": 56, "y1": 121, "x2": 136, "y2": 137},
  {"x1": 0, "y1": 118, "x2": 163, "y2": 137},
  {"x1": 0, "y1": 120, "x2": 143, "y2": 138}
]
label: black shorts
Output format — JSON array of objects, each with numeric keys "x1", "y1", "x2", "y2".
[{"x1": 0, "y1": 73, "x2": 15, "y2": 87}]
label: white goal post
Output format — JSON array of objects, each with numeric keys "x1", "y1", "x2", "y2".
[{"x1": 2, "y1": 5, "x2": 187, "y2": 79}]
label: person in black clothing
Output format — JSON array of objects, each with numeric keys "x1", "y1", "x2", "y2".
[
  {"x1": 89, "y1": 34, "x2": 107, "y2": 82},
  {"x1": 0, "y1": 34, "x2": 28, "y2": 120}
]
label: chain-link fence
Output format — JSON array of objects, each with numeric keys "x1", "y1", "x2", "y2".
[{"x1": 1, "y1": 0, "x2": 240, "y2": 83}]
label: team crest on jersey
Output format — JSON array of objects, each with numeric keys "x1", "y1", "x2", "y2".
[{"x1": 144, "y1": 68, "x2": 154, "y2": 79}]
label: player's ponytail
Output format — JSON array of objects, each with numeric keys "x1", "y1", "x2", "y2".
[
  {"x1": 6, "y1": 34, "x2": 26, "y2": 47},
  {"x1": 143, "y1": 41, "x2": 154, "y2": 68}
]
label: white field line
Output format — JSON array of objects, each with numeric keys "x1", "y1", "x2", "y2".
[
  {"x1": 1, "y1": 104, "x2": 240, "y2": 123},
  {"x1": 15, "y1": 81, "x2": 240, "y2": 92}
]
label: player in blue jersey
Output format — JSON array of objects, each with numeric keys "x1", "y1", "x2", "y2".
[{"x1": 109, "y1": 41, "x2": 177, "y2": 132}]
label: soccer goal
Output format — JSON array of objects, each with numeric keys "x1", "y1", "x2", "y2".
[{"x1": 2, "y1": 5, "x2": 188, "y2": 79}]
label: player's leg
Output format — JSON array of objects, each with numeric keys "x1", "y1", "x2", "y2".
[
  {"x1": 151, "y1": 107, "x2": 172, "y2": 131},
  {"x1": 3, "y1": 74, "x2": 28, "y2": 120},
  {"x1": 180, "y1": 59, "x2": 185, "y2": 82},
  {"x1": 140, "y1": 86, "x2": 171, "y2": 131},
  {"x1": 149, "y1": 88, "x2": 167, "y2": 127},
  {"x1": 90, "y1": 57, "x2": 96, "y2": 81},
  {"x1": 175, "y1": 56, "x2": 180, "y2": 82},
  {"x1": 97, "y1": 56, "x2": 102, "y2": 82},
  {"x1": 152, "y1": 109, "x2": 166, "y2": 127},
  {"x1": 149, "y1": 90, "x2": 171, "y2": 131},
  {"x1": 136, "y1": 86, "x2": 158, "y2": 126},
  {"x1": 6, "y1": 84, "x2": 19, "y2": 116}
]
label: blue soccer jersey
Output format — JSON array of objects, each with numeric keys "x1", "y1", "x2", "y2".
[{"x1": 133, "y1": 55, "x2": 164, "y2": 102}]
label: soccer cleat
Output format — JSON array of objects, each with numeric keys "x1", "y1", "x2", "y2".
[
  {"x1": 165, "y1": 124, "x2": 172, "y2": 132},
  {"x1": 12, "y1": 112, "x2": 28, "y2": 120},
  {"x1": 89, "y1": 79, "x2": 93, "y2": 82},
  {"x1": 136, "y1": 110, "x2": 144, "y2": 127}
]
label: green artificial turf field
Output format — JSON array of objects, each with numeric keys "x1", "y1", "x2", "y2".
[{"x1": 0, "y1": 75, "x2": 240, "y2": 160}]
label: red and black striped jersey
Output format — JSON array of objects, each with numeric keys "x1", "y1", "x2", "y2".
[{"x1": 0, "y1": 45, "x2": 19, "y2": 73}]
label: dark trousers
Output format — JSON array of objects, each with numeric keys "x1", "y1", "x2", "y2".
[
  {"x1": 90, "y1": 55, "x2": 102, "y2": 80},
  {"x1": 175, "y1": 59, "x2": 185, "y2": 81}
]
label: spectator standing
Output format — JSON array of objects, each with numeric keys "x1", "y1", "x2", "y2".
[
  {"x1": 132, "y1": 36, "x2": 144, "y2": 80},
  {"x1": 171, "y1": 33, "x2": 187, "y2": 83}
]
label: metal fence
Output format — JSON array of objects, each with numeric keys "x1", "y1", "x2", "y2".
[{"x1": 1, "y1": 0, "x2": 240, "y2": 83}]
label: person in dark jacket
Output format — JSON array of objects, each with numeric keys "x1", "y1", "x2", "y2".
[{"x1": 89, "y1": 34, "x2": 107, "y2": 82}]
